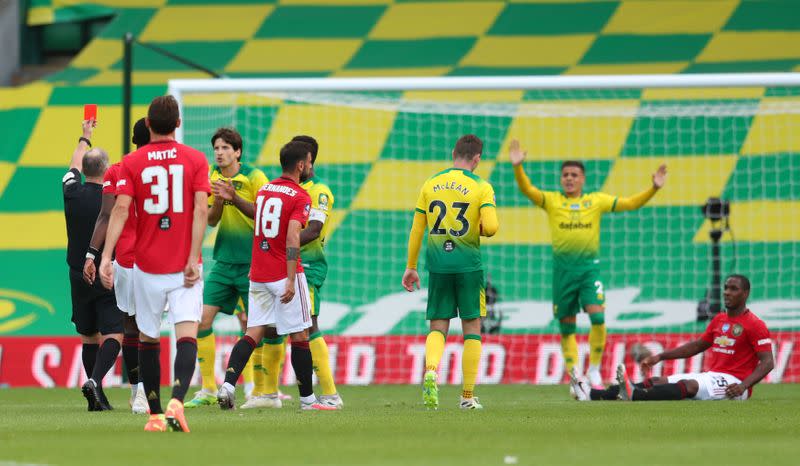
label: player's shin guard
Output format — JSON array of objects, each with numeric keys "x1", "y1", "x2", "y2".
[
  {"x1": 197, "y1": 328, "x2": 217, "y2": 393},
  {"x1": 633, "y1": 381, "x2": 688, "y2": 401},
  {"x1": 588, "y1": 313, "x2": 606, "y2": 369},
  {"x1": 559, "y1": 321, "x2": 578, "y2": 373},
  {"x1": 425, "y1": 330, "x2": 446, "y2": 372},
  {"x1": 81, "y1": 343, "x2": 99, "y2": 378},
  {"x1": 262, "y1": 338, "x2": 283, "y2": 394},
  {"x1": 122, "y1": 334, "x2": 140, "y2": 385},
  {"x1": 462, "y1": 334, "x2": 481, "y2": 399},
  {"x1": 309, "y1": 332, "x2": 337, "y2": 396},
  {"x1": 251, "y1": 343, "x2": 266, "y2": 396},
  {"x1": 139, "y1": 341, "x2": 162, "y2": 414},
  {"x1": 224, "y1": 335, "x2": 257, "y2": 387},
  {"x1": 171, "y1": 337, "x2": 197, "y2": 402},
  {"x1": 290, "y1": 340, "x2": 314, "y2": 398},
  {"x1": 91, "y1": 338, "x2": 121, "y2": 385}
]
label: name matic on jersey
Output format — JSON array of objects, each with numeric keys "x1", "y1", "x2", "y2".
[
  {"x1": 432, "y1": 182, "x2": 469, "y2": 196},
  {"x1": 265, "y1": 184, "x2": 297, "y2": 196},
  {"x1": 148, "y1": 148, "x2": 178, "y2": 160}
]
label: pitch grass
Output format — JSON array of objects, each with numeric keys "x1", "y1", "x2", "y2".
[{"x1": 1, "y1": 384, "x2": 799, "y2": 466}]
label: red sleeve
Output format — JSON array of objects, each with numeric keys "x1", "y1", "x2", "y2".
[
  {"x1": 116, "y1": 159, "x2": 135, "y2": 197},
  {"x1": 193, "y1": 152, "x2": 211, "y2": 193},
  {"x1": 748, "y1": 318, "x2": 773, "y2": 353},
  {"x1": 700, "y1": 314, "x2": 719, "y2": 344},
  {"x1": 102, "y1": 165, "x2": 117, "y2": 195},
  {"x1": 290, "y1": 193, "x2": 311, "y2": 226}
]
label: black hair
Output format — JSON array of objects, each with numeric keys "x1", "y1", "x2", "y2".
[
  {"x1": 291, "y1": 135, "x2": 318, "y2": 164},
  {"x1": 280, "y1": 141, "x2": 311, "y2": 171}
]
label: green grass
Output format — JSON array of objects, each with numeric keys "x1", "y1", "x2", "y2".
[{"x1": 1, "y1": 385, "x2": 799, "y2": 465}]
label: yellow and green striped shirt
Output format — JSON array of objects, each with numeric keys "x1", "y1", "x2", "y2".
[{"x1": 300, "y1": 177, "x2": 334, "y2": 286}]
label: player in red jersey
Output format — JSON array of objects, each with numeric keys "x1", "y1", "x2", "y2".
[
  {"x1": 82, "y1": 117, "x2": 150, "y2": 414},
  {"x1": 216, "y1": 140, "x2": 334, "y2": 411},
  {"x1": 99, "y1": 95, "x2": 210, "y2": 431},
  {"x1": 572, "y1": 274, "x2": 775, "y2": 401}
]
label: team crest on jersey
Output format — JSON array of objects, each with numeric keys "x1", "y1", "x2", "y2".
[
  {"x1": 722, "y1": 323, "x2": 731, "y2": 333},
  {"x1": 583, "y1": 200, "x2": 592, "y2": 208},
  {"x1": 714, "y1": 335, "x2": 736, "y2": 348},
  {"x1": 232, "y1": 180, "x2": 243, "y2": 190},
  {"x1": 260, "y1": 239, "x2": 270, "y2": 252},
  {"x1": 732, "y1": 324, "x2": 744, "y2": 336},
  {"x1": 319, "y1": 193, "x2": 329, "y2": 211}
]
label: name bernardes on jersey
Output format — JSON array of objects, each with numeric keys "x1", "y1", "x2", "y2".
[
  {"x1": 147, "y1": 148, "x2": 178, "y2": 161},
  {"x1": 265, "y1": 184, "x2": 297, "y2": 196}
]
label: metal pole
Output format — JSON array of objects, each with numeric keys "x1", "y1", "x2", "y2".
[
  {"x1": 122, "y1": 32, "x2": 133, "y2": 155},
  {"x1": 709, "y1": 229, "x2": 723, "y2": 315}
]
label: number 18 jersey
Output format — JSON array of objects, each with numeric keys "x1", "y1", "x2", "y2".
[
  {"x1": 414, "y1": 167, "x2": 496, "y2": 274},
  {"x1": 117, "y1": 140, "x2": 210, "y2": 274},
  {"x1": 250, "y1": 176, "x2": 311, "y2": 283}
]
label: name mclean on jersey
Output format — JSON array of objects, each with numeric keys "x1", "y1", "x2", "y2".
[
  {"x1": 265, "y1": 184, "x2": 297, "y2": 196},
  {"x1": 432, "y1": 182, "x2": 469, "y2": 196},
  {"x1": 147, "y1": 148, "x2": 178, "y2": 160}
]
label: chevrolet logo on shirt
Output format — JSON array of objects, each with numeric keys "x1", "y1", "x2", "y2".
[{"x1": 714, "y1": 335, "x2": 736, "y2": 348}]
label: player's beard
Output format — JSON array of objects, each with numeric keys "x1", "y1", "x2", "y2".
[{"x1": 299, "y1": 167, "x2": 311, "y2": 183}]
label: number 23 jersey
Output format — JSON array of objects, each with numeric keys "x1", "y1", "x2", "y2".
[
  {"x1": 117, "y1": 140, "x2": 210, "y2": 274},
  {"x1": 414, "y1": 167, "x2": 496, "y2": 274},
  {"x1": 250, "y1": 176, "x2": 311, "y2": 283}
]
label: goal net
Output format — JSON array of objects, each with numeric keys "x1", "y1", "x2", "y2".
[{"x1": 170, "y1": 75, "x2": 800, "y2": 386}]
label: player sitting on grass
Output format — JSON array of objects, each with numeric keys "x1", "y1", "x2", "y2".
[{"x1": 571, "y1": 274, "x2": 774, "y2": 401}]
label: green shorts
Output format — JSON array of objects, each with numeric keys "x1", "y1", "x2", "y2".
[
  {"x1": 427, "y1": 270, "x2": 485, "y2": 320},
  {"x1": 203, "y1": 261, "x2": 250, "y2": 315},
  {"x1": 552, "y1": 266, "x2": 605, "y2": 319}
]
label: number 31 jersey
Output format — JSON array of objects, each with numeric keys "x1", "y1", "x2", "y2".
[
  {"x1": 117, "y1": 140, "x2": 210, "y2": 274},
  {"x1": 250, "y1": 176, "x2": 311, "y2": 283},
  {"x1": 414, "y1": 167, "x2": 496, "y2": 274}
]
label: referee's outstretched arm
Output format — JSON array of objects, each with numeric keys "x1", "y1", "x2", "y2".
[{"x1": 71, "y1": 120, "x2": 95, "y2": 171}]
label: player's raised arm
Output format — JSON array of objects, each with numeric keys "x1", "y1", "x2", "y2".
[
  {"x1": 99, "y1": 194, "x2": 132, "y2": 290},
  {"x1": 612, "y1": 164, "x2": 668, "y2": 212},
  {"x1": 509, "y1": 139, "x2": 545, "y2": 207}
]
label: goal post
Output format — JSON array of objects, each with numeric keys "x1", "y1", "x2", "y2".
[{"x1": 169, "y1": 73, "x2": 800, "y2": 386}]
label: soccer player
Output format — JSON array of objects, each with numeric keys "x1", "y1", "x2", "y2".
[
  {"x1": 572, "y1": 275, "x2": 774, "y2": 401},
  {"x1": 82, "y1": 117, "x2": 150, "y2": 414},
  {"x1": 510, "y1": 139, "x2": 667, "y2": 389},
  {"x1": 63, "y1": 118, "x2": 124, "y2": 411},
  {"x1": 216, "y1": 140, "x2": 334, "y2": 411},
  {"x1": 402, "y1": 134, "x2": 498, "y2": 410},
  {"x1": 249, "y1": 135, "x2": 343, "y2": 409},
  {"x1": 99, "y1": 95, "x2": 210, "y2": 432},
  {"x1": 184, "y1": 127, "x2": 269, "y2": 409}
]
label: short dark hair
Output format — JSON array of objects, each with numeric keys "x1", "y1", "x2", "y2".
[
  {"x1": 726, "y1": 274, "x2": 751, "y2": 291},
  {"x1": 453, "y1": 134, "x2": 482, "y2": 160},
  {"x1": 82, "y1": 148, "x2": 109, "y2": 177},
  {"x1": 291, "y1": 135, "x2": 318, "y2": 164},
  {"x1": 212, "y1": 127, "x2": 243, "y2": 160},
  {"x1": 561, "y1": 160, "x2": 585, "y2": 173},
  {"x1": 280, "y1": 141, "x2": 311, "y2": 171},
  {"x1": 147, "y1": 95, "x2": 180, "y2": 136},
  {"x1": 132, "y1": 117, "x2": 150, "y2": 149}
]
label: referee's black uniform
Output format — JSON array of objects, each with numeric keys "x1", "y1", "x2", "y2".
[{"x1": 62, "y1": 167, "x2": 123, "y2": 336}]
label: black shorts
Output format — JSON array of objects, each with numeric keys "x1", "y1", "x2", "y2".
[{"x1": 69, "y1": 268, "x2": 124, "y2": 336}]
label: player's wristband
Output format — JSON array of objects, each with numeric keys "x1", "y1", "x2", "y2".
[
  {"x1": 85, "y1": 252, "x2": 96, "y2": 261},
  {"x1": 79, "y1": 137, "x2": 92, "y2": 147},
  {"x1": 87, "y1": 246, "x2": 100, "y2": 256}
]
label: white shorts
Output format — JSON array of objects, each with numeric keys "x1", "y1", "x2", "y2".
[
  {"x1": 667, "y1": 371, "x2": 748, "y2": 401},
  {"x1": 133, "y1": 265, "x2": 203, "y2": 339},
  {"x1": 248, "y1": 273, "x2": 312, "y2": 335},
  {"x1": 113, "y1": 261, "x2": 135, "y2": 316}
]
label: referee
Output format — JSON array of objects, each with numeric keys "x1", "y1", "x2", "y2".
[{"x1": 62, "y1": 119, "x2": 124, "y2": 411}]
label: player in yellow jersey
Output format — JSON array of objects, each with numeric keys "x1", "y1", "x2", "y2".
[
  {"x1": 185, "y1": 128, "x2": 269, "y2": 408},
  {"x1": 402, "y1": 134, "x2": 498, "y2": 410},
  {"x1": 509, "y1": 139, "x2": 667, "y2": 391}
]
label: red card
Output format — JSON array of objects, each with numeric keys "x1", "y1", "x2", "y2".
[{"x1": 83, "y1": 104, "x2": 97, "y2": 122}]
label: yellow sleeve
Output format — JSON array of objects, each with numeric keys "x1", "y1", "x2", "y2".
[
  {"x1": 480, "y1": 183, "x2": 498, "y2": 237},
  {"x1": 251, "y1": 169, "x2": 269, "y2": 197},
  {"x1": 414, "y1": 183, "x2": 427, "y2": 213},
  {"x1": 513, "y1": 164, "x2": 545, "y2": 207},
  {"x1": 208, "y1": 169, "x2": 216, "y2": 206},
  {"x1": 406, "y1": 211, "x2": 427, "y2": 269},
  {"x1": 611, "y1": 186, "x2": 658, "y2": 212}
]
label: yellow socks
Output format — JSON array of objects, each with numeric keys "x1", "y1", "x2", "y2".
[
  {"x1": 251, "y1": 344, "x2": 266, "y2": 396},
  {"x1": 561, "y1": 333, "x2": 578, "y2": 373},
  {"x1": 425, "y1": 330, "x2": 446, "y2": 372},
  {"x1": 462, "y1": 334, "x2": 481, "y2": 398},
  {"x1": 262, "y1": 338, "x2": 283, "y2": 394},
  {"x1": 589, "y1": 323, "x2": 607, "y2": 367},
  {"x1": 309, "y1": 332, "x2": 337, "y2": 396},
  {"x1": 197, "y1": 328, "x2": 217, "y2": 393}
]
